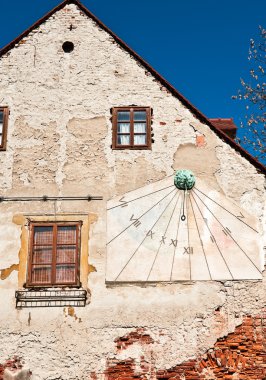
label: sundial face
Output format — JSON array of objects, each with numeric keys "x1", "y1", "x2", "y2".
[{"x1": 106, "y1": 171, "x2": 262, "y2": 282}]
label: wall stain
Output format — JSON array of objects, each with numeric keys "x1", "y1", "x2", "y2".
[
  {"x1": 64, "y1": 307, "x2": 82, "y2": 323},
  {"x1": 88, "y1": 264, "x2": 97, "y2": 274},
  {"x1": 27, "y1": 312, "x2": 31, "y2": 327},
  {"x1": 67, "y1": 306, "x2": 75, "y2": 317},
  {"x1": 0, "y1": 264, "x2": 19, "y2": 280},
  {"x1": 172, "y1": 142, "x2": 221, "y2": 191}
]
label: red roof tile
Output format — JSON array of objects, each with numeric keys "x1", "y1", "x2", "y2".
[
  {"x1": 209, "y1": 118, "x2": 237, "y2": 131},
  {"x1": 209, "y1": 118, "x2": 237, "y2": 139}
]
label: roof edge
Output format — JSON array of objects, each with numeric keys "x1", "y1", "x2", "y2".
[
  {"x1": 0, "y1": 0, "x2": 79, "y2": 57},
  {"x1": 0, "y1": 0, "x2": 265, "y2": 174}
]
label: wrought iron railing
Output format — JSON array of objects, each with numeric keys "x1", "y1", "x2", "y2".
[{"x1": 15, "y1": 289, "x2": 87, "y2": 308}]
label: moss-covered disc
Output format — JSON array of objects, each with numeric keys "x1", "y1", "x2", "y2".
[{"x1": 174, "y1": 169, "x2": 195, "y2": 190}]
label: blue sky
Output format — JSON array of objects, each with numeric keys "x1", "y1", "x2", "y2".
[{"x1": 0, "y1": 0, "x2": 265, "y2": 155}]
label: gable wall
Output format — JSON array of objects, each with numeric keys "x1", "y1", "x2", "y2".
[{"x1": 0, "y1": 4, "x2": 265, "y2": 380}]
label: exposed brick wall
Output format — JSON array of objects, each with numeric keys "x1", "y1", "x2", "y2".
[
  {"x1": 115, "y1": 328, "x2": 154, "y2": 351},
  {"x1": 104, "y1": 314, "x2": 266, "y2": 380},
  {"x1": 105, "y1": 359, "x2": 138, "y2": 380},
  {"x1": 0, "y1": 358, "x2": 23, "y2": 380}
]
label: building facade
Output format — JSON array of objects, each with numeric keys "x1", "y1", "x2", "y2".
[{"x1": 0, "y1": 1, "x2": 265, "y2": 379}]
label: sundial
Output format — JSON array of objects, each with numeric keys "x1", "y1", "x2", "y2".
[{"x1": 106, "y1": 170, "x2": 262, "y2": 282}]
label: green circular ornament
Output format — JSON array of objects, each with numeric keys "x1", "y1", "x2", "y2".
[{"x1": 174, "y1": 169, "x2": 195, "y2": 190}]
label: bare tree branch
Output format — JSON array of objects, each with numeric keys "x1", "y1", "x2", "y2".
[{"x1": 233, "y1": 26, "x2": 266, "y2": 163}]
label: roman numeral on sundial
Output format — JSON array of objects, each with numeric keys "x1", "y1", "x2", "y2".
[
  {"x1": 107, "y1": 175, "x2": 261, "y2": 283},
  {"x1": 130, "y1": 214, "x2": 141, "y2": 227},
  {"x1": 170, "y1": 239, "x2": 177, "y2": 247},
  {"x1": 183, "y1": 246, "x2": 193, "y2": 255},
  {"x1": 222, "y1": 227, "x2": 231, "y2": 235},
  {"x1": 147, "y1": 230, "x2": 154, "y2": 239},
  {"x1": 237, "y1": 212, "x2": 245, "y2": 220},
  {"x1": 119, "y1": 196, "x2": 128, "y2": 207}
]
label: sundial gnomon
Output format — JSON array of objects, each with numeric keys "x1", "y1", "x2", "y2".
[{"x1": 106, "y1": 171, "x2": 262, "y2": 282}]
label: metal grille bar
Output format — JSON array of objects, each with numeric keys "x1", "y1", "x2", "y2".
[
  {"x1": 0, "y1": 196, "x2": 102, "y2": 202},
  {"x1": 15, "y1": 289, "x2": 87, "y2": 308}
]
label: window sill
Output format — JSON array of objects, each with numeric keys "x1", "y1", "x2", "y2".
[{"x1": 112, "y1": 146, "x2": 152, "y2": 150}]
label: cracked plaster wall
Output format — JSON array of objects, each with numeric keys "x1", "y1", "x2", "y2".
[{"x1": 0, "y1": 4, "x2": 265, "y2": 380}]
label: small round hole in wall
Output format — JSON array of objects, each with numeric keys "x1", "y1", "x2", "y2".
[{"x1": 62, "y1": 41, "x2": 74, "y2": 53}]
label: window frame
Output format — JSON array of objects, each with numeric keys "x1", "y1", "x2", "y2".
[
  {"x1": 0, "y1": 107, "x2": 9, "y2": 151},
  {"x1": 112, "y1": 107, "x2": 151, "y2": 150},
  {"x1": 26, "y1": 221, "x2": 82, "y2": 288}
]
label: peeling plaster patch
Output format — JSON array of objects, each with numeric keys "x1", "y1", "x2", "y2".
[
  {"x1": 12, "y1": 121, "x2": 59, "y2": 189},
  {"x1": 114, "y1": 157, "x2": 166, "y2": 195},
  {"x1": 18, "y1": 173, "x2": 31, "y2": 186},
  {"x1": 0, "y1": 264, "x2": 19, "y2": 280},
  {"x1": 56, "y1": 117, "x2": 68, "y2": 195},
  {"x1": 156, "y1": 314, "x2": 266, "y2": 380},
  {"x1": 0, "y1": 274, "x2": 264, "y2": 379},
  {"x1": 12, "y1": 117, "x2": 32, "y2": 140},
  {"x1": 64, "y1": 117, "x2": 109, "y2": 196},
  {"x1": 102, "y1": 314, "x2": 266, "y2": 380},
  {"x1": 172, "y1": 143, "x2": 221, "y2": 191},
  {"x1": 3, "y1": 368, "x2": 31, "y2": 380},
  {"x1": 215, "y1": 145, "x2": 265, "y2": 216},
  {"x1": 240, "y1": 188, "x2": 266, "y2": 220},
  {"x1": 36, "y1": 158, "x2": 47, "y2": 168}
]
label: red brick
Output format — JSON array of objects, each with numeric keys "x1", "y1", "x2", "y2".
[
  {"x1": 196, "y1": 135, "x2": 206, "y2": 147},
  {"x1": 104, "y1": 314, "x2": 266, "y2": 380}
]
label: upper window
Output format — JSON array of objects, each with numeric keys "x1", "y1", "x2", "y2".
[
  {"x1": 0, "y1": 107, "x2": 8, "y2": 151},
  {"x1": 112, "y1": 107, "x2": 151, "y2": 149},
  {"x1": 27, "y1": 222, "x2": 81, "y2": 287}
]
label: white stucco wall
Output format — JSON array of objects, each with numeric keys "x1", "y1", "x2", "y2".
[{"x1": 0, "y1": 4, "x2": 265, "y2": 380}]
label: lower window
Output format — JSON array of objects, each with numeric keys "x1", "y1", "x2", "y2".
[{"x1": 27, "y1": 222, "x2": 81, "y2": 287}]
